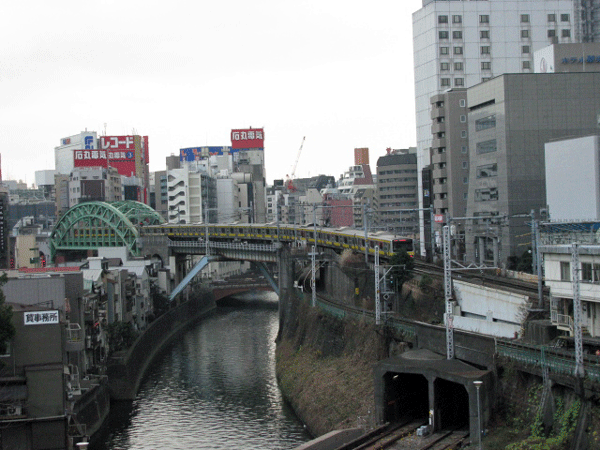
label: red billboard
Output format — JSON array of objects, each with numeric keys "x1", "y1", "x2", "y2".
[
  {"x1": 74, "y1": 135, "x2": 148, "y2": 178},
  {"x1": 74, "y1": 149, "x2": 109, "y2": 168},
  {"x1": 231, "y1": 128, "x2": 264, "y2": 149}
]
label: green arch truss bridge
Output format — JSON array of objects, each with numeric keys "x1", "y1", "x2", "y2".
[{"x1": 50, "y1": 201, "x2": 165, "y2": 261}]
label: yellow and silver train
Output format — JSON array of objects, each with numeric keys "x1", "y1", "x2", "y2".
[{"x1": 142, "y1": 223, "x2": 415, "y2": 258}]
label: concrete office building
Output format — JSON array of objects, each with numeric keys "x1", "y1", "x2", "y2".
[
  {"x1": 429, "y1": 89, "x2": 469, "y2": 235},
  {"x1": 413, "y1": 0, "x2": 577, "y2": 251},
  {"x1": 465, "y1": 72, "x2": 600, "y2": 266},
  {"x1": 376, "y1": 150, "x2": 419, "y2": 236}
]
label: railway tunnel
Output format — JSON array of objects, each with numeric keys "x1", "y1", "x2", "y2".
[
  {"x1": 383, "y1": 372, "x2": 429, "y2": 423},
  {"x1": 374, "y1": 349, "x2": 492, "y2": 442}
]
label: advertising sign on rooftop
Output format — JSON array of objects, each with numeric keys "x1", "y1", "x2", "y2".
[
  {"x1": 180, "y1": 146, "x2": 233, "y2": 162},
  {"x1": 74, "y1": 135, "x2": 148, "y2": 178},
  {"x1": 231, "y1": 128, "x2": 264, "y2": 149}
]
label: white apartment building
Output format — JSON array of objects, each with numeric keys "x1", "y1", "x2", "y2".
[
  {"x1": 412, "y1": 0, "x2": 577, "y2": 251},
  {"x1": 167, "y1": 165, "x2": 217, "y2": 224}
]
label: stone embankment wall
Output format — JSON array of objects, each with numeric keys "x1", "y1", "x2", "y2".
[
  {"x1": 276, "y1": 289, "x2": 392, "y2": 437},
  {"x1": 72, "y1": 377, "x2": 110, "y2": 439},
  {"x1": 107, "y1": 293, "x2": 216, "y2": 400}
]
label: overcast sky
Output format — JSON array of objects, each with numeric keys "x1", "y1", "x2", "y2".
[{"x1": 1, "y1": 0, "x2": 423, "y2": 185}]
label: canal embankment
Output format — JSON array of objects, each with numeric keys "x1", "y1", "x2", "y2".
[{"x1": 106, "y1": 290, "x2": 217, "y2": 400}]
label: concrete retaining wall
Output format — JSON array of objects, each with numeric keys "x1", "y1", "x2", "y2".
[{"x1": 107, "y1": 293, "x2": 217, "y2": 400}]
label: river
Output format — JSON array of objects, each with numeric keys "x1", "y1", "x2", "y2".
[{"x1": 91, "y1": 293, "x2": 312, "y2": 450}]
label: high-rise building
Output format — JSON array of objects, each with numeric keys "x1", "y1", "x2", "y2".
[
  {"x1": 412, "y1": 0, "x2": 577, "y2": 250},
  {"x1": 465, "y1": 71, "x2": 600, "y2": 265},
  {"x1": 376, "y1": 149, "x2": 419, "y2": 236},
  {"x1": 429, "y1": 89, "x2": 469, "y2": 231},
  {"x1": 354, "y1": 147, "x2": 369, "y2": 166}
]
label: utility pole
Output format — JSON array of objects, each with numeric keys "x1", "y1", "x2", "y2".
[
  {"x1": 571, "y1": 243, "x2": 584, "y2": 378},
  {"x1": 364, "y1": 203, "x2": 369, "y2": 264},
  {"x1": 443, "y1": 225, "x2": 454, "y2": 359},
  {"x1": 311, "y1": 205, "x2": 317, "y2": 307},
  {"x1": 375, "y1": 246, "x2": 381, "y2": 325}
]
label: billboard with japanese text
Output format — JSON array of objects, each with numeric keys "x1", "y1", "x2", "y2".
[
  {"x1": 74, "y1": 135, "x2": 148, "y2": 178},
  {"x1": 180, "y1": 146, "x2": 233, "y2": 162},
  {"x1": 231, "y1": 128, "x2": 264, "y2": 149}
]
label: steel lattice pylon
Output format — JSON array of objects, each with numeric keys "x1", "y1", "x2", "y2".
[{"x1": 50, "y1": 201, "x2": 165, "y2": 261}]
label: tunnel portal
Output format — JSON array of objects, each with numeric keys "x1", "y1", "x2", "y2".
[
  {"x1": 434, "y1": 377, "x2": 469, "y2": 429},
  {"x1": 383, "y1": 372, "x2": 429, "y2": 423}
]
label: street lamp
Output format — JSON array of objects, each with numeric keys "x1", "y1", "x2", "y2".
[{"x1": 474, "y1": 380, "x2": 483, "y2": 450}]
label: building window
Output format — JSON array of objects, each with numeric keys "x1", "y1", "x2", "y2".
[
  {"x1": 463, "y1": 177, "x2": 469, "y2": 184},
  {"x1": 482, "y1": 77, "x2": 491, "y2": 82},
  {"x1": 441, "y1": 78, "x2": 450, "y2": 87},
  {"x1": 453, "y1": 15, "x2": 462, "y2": 24},
  {"x1": 480, "y1": 15, "x2": 489, "y2": 24},
  {"x1": 481, "y1": 46, "x2": 490, "y2": 54},
  {"x1": 593, "y1": 264, "x2": 600, "y2": 282},
  {"x1": 548, "y1": 13, "x2": 556, "y2": 22},
  {"x1": 481, "y1": 61, "x2": 491, "y2": 70},
  {"x1": 476, "y1": 139, "x2": 497, "y2": 154},
  {"x1": 453, "y1": 30, "x2": 463, "y2": 39},
  {"x1": 562, "y1": 29, "x2": 571, "y2": 38},
  {"x1": 475, "y1": 187, "x2": 498, "y2": 202},
  {"x1": 439, "y1": 15, "x2": 448, "y2": 24},
  {"x1": 460, "y1": 115, "x2": 466, "y2": 122},
  {"x1": 441, "y1": 62, "x2": 450, "y2": 71},
  {"x1": 521, "y1": 14, "x2": 529, "y2": 23},
  {"x1": 560, "y1": 261, "x2": 571, "y2": 281},
  {"x1": 521, "y1": 29, "x2": 530, "y2": 38},
  {"x1": 548, "y1": 29, "x2": 556, "y2": 38},
  {"x1": 480, "y1": 30, "x2": 490, "y2": 39},
  {"x1": 561, "y1": 13, "x2": 570, "y2": 22},
  {"x1": 462, "y1": 161, "x2": 468, "y2": 169},
  {"x1": 454, "y1": 46, "x2": 463, "y2": 55},
  {"x1": 454, "y1": 62, "x2": 464, "y2": 71},
  {"x1": 455, "y1": 77, "x2": 464, "y2": 86},
  {"x1": 522, "y1": 45, "x2": 530, "y2": 54},
  {"x1": 461, "y1": 130, "x2": 467, "y2": 138},
  {"x1": 476, "y1": 163, "x2": 497, "y2": 178},
  {"x1": 582, "y1": 263, "x2": 593, "y2": 282},
  {"x1": 460, "y1": 99, "x2": 466, "y2": 107},
  {"x1": 461, "y1": 146, "x2": 468, "y2": 153},
  {"x1": 475, "y1": 115, "x2": 496, "y2": 131},
  {"x1": 440, "y1": 46, "x2": 449, "y2": 55},
  {"x1": 439, "y1": 31, "x2": 449, "y2": 39},
  {"x1": 522, "y1": 61, "x2": 531, "y2": 70}
]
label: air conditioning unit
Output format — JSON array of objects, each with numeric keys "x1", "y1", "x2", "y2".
[
  {"x1": 1, "y1": 405, "x2": 22, "y2": 416},
  {"x1": 8, "y1": 405, "x2": 22, "y2": 416}
]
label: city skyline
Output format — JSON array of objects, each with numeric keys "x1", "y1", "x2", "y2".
[{"x1": 1, "y1": 0, "x2": 422, "y2": 186}]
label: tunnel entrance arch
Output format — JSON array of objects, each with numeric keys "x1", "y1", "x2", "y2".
[
  {"x1": 433, "y1": 377, "x2": 469, "y2": 430},
  {"x1": 383, "y1": 372, "x2": 429, "y2": 423}
]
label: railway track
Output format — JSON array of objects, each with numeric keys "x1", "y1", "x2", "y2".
[
  {"x1": 335, "y1": 420, "x2": 426, "y2": 450},
  {"x1": 413, "y1": 259, "x2": 547, "y2": 301},
  {"x1": 416, "y1": 430, "x2": 469, "y2": 450}
]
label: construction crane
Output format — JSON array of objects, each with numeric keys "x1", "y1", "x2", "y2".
[{"x1": 286, "y1": 136, "x2": 305, "y2": 192}]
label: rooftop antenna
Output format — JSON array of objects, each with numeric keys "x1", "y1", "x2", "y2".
[{"x1": 103, "y1": 123, "x2": 107, "y2": 136}]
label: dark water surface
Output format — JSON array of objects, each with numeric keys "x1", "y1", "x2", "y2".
[{"x1": 93, "y1": 294, "x2": 311, "y2": 450}]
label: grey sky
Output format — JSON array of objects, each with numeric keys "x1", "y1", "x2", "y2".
[{"x1": 1, "y1": 0, "x2": 421, "y2": 184}]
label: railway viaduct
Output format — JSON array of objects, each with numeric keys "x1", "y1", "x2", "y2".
[{"x1": 50, "y1": 200, "x2": 582, "y2": 443}]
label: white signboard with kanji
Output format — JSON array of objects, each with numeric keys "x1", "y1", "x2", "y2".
[{"x1": 24, "y1": 310, "x2": 59, "y2": 325}]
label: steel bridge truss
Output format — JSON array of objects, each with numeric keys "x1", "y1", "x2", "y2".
[{"x1": 50, "y1": 201, "x2": 165, "y2": 261}]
